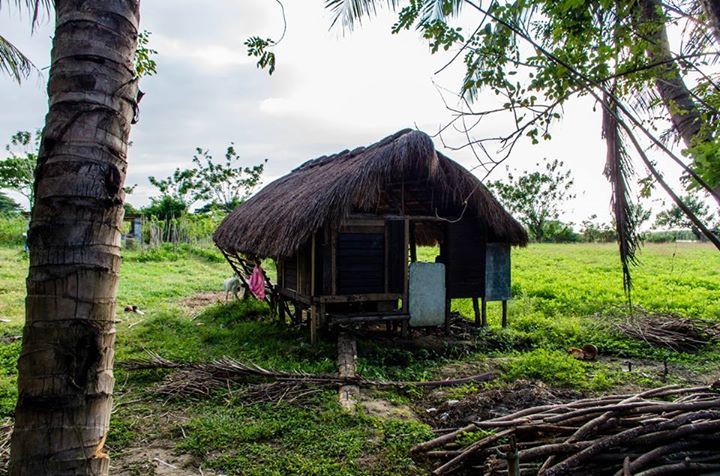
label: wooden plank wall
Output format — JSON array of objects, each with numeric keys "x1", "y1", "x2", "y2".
[
  {"x1": 336, "y1": 232, "x2": 385, "y2": 294},
  {"x1": 445, "y1": 219, "x2": 486, "y2": 299},
  {"x1": 386, "y1": 219, "x2": 405, "y2": 294}
]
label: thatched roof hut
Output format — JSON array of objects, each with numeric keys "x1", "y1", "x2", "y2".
[
  {"x1": 214, "y1": 129, "x2": 527, "y2": 342},
  {"x1": 213, "y1": 129, "x2": 527, "y2": 258}
]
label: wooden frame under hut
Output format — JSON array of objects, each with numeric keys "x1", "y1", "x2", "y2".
[{"x1": 213, "y1": 129, "x2": 528, "y2": 343}]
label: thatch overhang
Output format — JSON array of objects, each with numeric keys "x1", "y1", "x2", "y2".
[{"x1": 213, "y1": 129, "x2": 528, "y2": 258}]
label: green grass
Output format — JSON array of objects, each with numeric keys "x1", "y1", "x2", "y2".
[
  {"x1": 0, "y1": 242, "x2": 718, "y2": 474},
  {"x1": 175, "y1": 397, "x2": 433, "y2": 476}
]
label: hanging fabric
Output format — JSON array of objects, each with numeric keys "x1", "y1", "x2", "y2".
[{"x1": 248, "y1": 264, "x2": 266, "y2": 300}]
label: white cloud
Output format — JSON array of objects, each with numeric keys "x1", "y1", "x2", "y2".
[{"x1": 151, "y1": 34, "x2": 253, "y2": 68}]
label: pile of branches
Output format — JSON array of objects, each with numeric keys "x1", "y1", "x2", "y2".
[
  {"x1": 412, "y1": 383, "x2": 720, "y2": 475},
  {"x1": 612, "y1": 311, "x2": 720, "y2": 352},
  {"x1": 119, "y1": 352, "x2": 494, "y2": 402},
  {"x1": 0, "y1": 419, "x2": 11, "y2": 476}
]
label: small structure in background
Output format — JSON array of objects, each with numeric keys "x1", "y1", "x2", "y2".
[
  {"x1": 213, "y1": 129, "x2": 528, "y2": 343},
  {"x1": 122, "y1": 214, "x2": 144, "y2": 249}
]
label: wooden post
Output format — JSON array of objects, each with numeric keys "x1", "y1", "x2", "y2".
[
  {"x1": 502, "y1": 300, "x2": 508, "y2": 328},
  {"x1": 278, "y1": 296, "x2": 286, "y2": 325},
  {"x1": 337, "y1": 333, "x2": 359, "y2": 410},
  {"x1": 331, "y1": 230, "x2": 337, "y2": 295},
  {"x1": 319, "y1": 303, "x2": 326, "y2": 330},
  {"x1": 294, "y1": 304, "x2": 302, "y2": 325},
  {"x1": 472, "y1": 297, "x2": 481, "y2": 327},
  {"x1": 384, "y1": 222, "x2": 390, "y2": 293},
  {"x1": 402, "y1": 218, "x2": 409, "y2": 314},
  {"x1": 409, "y1": 221, "x2": 417, "y2": 263},
  {"x1": 310, "y1": 234, "x2": 318, "y2": 344},
  {"x1": 444, "y1": 297, "x2": 451, "y2": 334},
  {"x1": 481, "y1": 298, "x2": 487, "y2": 327},
  {"x1": 310, "y1": 305, "x2": 318, "y2": 345}
]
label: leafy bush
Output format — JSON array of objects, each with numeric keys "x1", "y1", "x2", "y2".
[
  {"x1": 0, "y1": 215, "x2": 27, "y2": 245},
  {"x1": 124, "y1": 243, "x2": 224, "y2": 263}
]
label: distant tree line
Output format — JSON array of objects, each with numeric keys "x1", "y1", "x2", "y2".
[
  {"x1": 488, "y1": 160, "x2": 719, "y2": 244},
  {"x1": 0, "y1": 130, "x2": 266, "y2": 246},
  {"x1": 126, "y1": 144, "x2": 266, "y2": 246}
]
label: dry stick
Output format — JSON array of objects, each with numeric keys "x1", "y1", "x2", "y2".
[
  {"x1": 542, "y1": 410, "x2": 720, "y2": 476},
  {"x1": 631, "y1": 420, "x2": 720, "y2": 447},
  {"x1": 121, "y1": 353, "x2": 494, "y2": 391},
  {"x1": 634, "y1": 462, "x2": 720, "y2": 476},
  {"x1": 545, "y1": 399, "x2": 720, "y2": 424},
  {"x1": 412, "y1": 423, "x2": 477, "y2": 453},
  {"x1": 485, "y1": 384, "x2": 695, "y2": 424},
  {"x1": 431, "y1": 429, "x2": 514, "y2": 476},
  {"x1": 616, "y1": 440, "x2": 698, "y2": 476},
  {"x1": 517, "y1": 440, "x2": 593, "y2": 461}
]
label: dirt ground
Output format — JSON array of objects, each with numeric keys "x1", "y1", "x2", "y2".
[
  {"x1": 178, "y1": 292, "x2": 226, "y2": 314},
  {"x1": 112, "y1": 444, "x2": 208, "y2": 476}
]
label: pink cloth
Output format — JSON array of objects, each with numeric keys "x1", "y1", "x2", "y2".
[{"x1": 248, "y1": 265, "x2": 266, "y2": 300}]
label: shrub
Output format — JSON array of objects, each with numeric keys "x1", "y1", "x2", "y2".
[{"x1": 0, "y1": 215, "x2": 27, "y2": 245}]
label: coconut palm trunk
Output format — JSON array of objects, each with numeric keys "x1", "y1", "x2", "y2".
[
  {"x1": 700, "y1": 0, "x2": 720, "y2": 45},
  {"x1": 9, "y1": 1, "x2": 140, "y2": 474},
  {"x1": 639, "y1": 0, "x2": 705, "y2": 149}
]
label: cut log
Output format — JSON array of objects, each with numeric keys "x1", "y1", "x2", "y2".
[{"x1": 337, "y1": 332, "x2": 359, "y2": 410}]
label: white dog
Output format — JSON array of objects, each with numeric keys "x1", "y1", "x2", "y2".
[{"x1": 223, "y1": 276, "x2": 243, "y2": 302}]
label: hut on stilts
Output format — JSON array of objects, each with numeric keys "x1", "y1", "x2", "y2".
[{"x1": 213, "y1": 129, "x2": 528, "y2": 343}]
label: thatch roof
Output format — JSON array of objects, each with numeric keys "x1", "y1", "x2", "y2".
[{"x1": 214, "y1": 129, "x2": 528, "y2": 258}]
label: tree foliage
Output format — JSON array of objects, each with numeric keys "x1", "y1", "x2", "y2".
[
  {"x1": 133, "y1": 30, "x2": 158, "y2": 78},
  {"x1": 191, "y1": 145, "x2": 266, "y2": 213},
  {"x1": 148, "y1": 167, "x2": 197, "y2": 207},
  {"x1": 487, "y1": 159, "x2": 575, "y2": 242},
  {"x1": 147, "y1": 144, "x2": 265, "y2": 217},
  {"x1": 0, "y1": 0, "x2": 52, "y2": 82},
  {"x1": 655, "y1": 194, "x2": 716, "y2": 239},
  {"x1": 0, "y1": 130, "x2": 39, "y2": 209},
  {"x1": 0, "y1": 191, "x2": 21, "y2": 215},
  {"x1": 245, "y1": 0, "x2": 286, "y2": 75}
]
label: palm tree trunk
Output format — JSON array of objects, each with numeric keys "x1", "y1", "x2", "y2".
[
  {"x1": 639, "y1": 0, "x2": 705, "y2": 149},
  {"x1": 9, "y1": 1, "x2": 140, "y2": 474},
  {"x1": 700, "y1": 0, "x2": 720, "y2": 46}
]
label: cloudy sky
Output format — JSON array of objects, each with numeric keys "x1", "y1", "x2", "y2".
[{"x1": 1, "y1": 1, "x2": 686, "y2": 226}]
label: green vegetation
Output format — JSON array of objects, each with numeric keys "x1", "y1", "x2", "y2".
[
  {"x1": 0, "y1": 215, "x2": 26, "y2": 245},
  {"x1": 0, "y1": 242, "x2": 718, "y2": 474}
]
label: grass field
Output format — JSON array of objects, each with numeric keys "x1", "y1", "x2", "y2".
[{"x1": 0, "y1": 242, "x2": 718, "y2": 474}]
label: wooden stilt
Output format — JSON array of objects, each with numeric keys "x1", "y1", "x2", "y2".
[
  {"x1": 337, "y1": 333, "x2": 359, "y2": 410},
  {"x1": 310, "y1": 233, "x2": 318, "y2": 344},
  {"x1": 472, "y1": 297, "x2": 481, "y2": 327},
  {"x1": 481, "y1": 298, "x2": 487, "y2": 327},
  {"x1": 319, "y1": 303, "x2": 326, "y2": 335},
  {"x1": 502, "y1": 300, "x2": 508, "y2": 328},
  {"x1": 444, "y1": 297, "x2": 451, "y2": 334},
  {"x1": 310, "y1": 305, "x2": 318, "y2": 345},
  {"x1": 401, "y1": 319, "x2": 409, "y2": 337},
  {"x1": 278, "y1": 297, "x2": 286, "y2": 324},
  {"x1": 294, "y1": 304, "x2": 302, "y2": 325},
  {"x1": 409, "y1": 221, "x2": 417, "y2": 263}
]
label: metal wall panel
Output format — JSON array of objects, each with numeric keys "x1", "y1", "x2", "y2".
[
  {"x1": 408, "y1": 262, "x2": 446, "y2": 327},
  {"x1": 485, "y1": 242, "x2": 510, "y2": 301}
]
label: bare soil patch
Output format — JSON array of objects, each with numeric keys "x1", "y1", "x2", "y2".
[
  {"x1": 111, "y1": 444, "x2": 207, "y2": 476},
  {"x1": 421, "y1": 380, "x2": 582, "y2": 429},
  {"x1": 178, "y1": 292, "x2": 225, "y2": 313}
]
